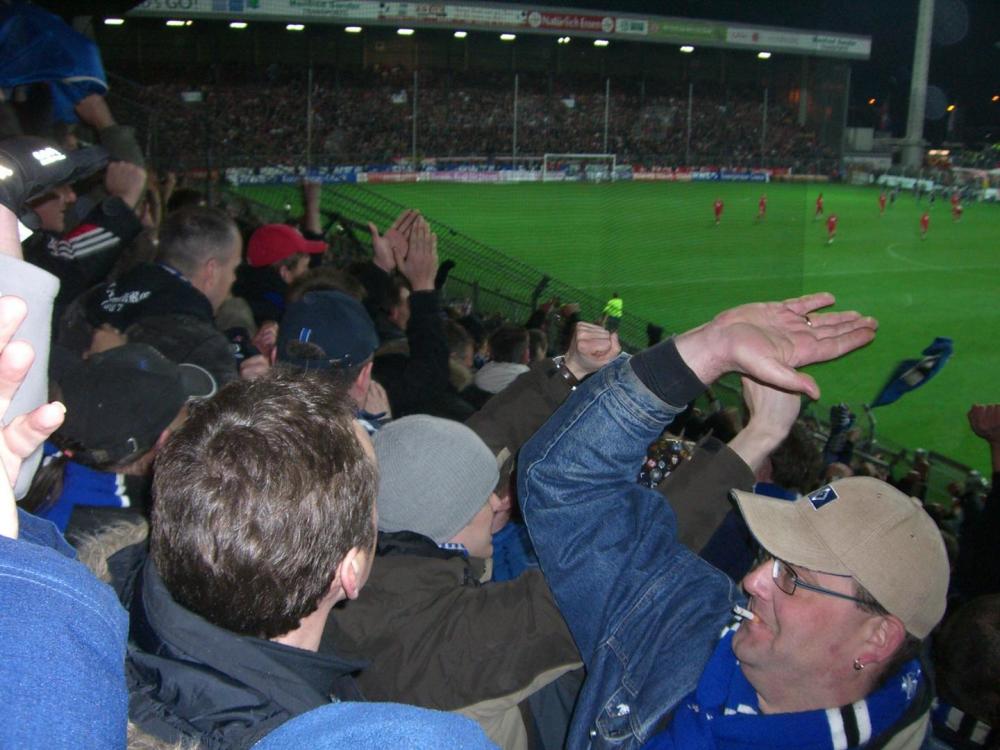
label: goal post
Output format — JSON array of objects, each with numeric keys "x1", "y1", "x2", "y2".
[{"x1": 542, "y1": 153, "x2": 618, "y2": 182}]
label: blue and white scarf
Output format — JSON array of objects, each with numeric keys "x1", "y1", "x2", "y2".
[{"x1": 642, "y1": 628, "x2": 924, "y2": 750}]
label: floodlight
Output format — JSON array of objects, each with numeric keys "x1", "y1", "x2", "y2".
[
  {"x1": 104, "y1": 18, "x2": 124, "y2": 26},
  {"x1": 346, "y1": 26, "x2": 362, "y2": 33},
  {"x1": 594, "y1": 39, "x2": 609, "y2": 47},
  {"x1": 680, "y1": 45, "x2": 694, "y2": 53},
  {"x1": 757, "y1": 51, "x2": 772, "y2": 59},
  {"x1": 286, "y1": 23, "x2": 305, "y2": 31},
  {"x1": 454, "y1": 31, "x2": 468, "y2": 39},
  {"x1": 229, "y1": 21, "x2": 248, "y2": 29},
  {"x1": 500, "y1": 33, "x2": 516, "y2": 41},
  {"x1": 398, "y1": 28, "x2": 414, "y2": 36}
]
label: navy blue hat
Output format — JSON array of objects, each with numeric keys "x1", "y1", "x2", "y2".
[{"x1": 277, "y1": 291, "x2": 379, "y2": 371}]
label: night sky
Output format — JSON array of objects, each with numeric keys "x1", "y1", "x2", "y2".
[{"x1": 513, "y1": 0, "x2": 1000, "y2": 134}]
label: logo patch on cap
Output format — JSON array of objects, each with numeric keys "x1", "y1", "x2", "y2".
[{"x1": 808, "y1": 485, "x2": 839, "y2": 510}]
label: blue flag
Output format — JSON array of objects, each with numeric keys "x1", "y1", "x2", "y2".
[
  {"x1": 0, "y1": 3, "x2": 108, "y2": 123},
  {"x1": 870, "y1": 337, "x2": 953, "y2": 408}
]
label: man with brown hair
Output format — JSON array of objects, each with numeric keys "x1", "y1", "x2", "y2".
[{"x1": 110, "y1": 369, "x2": 379, "y2": 748}]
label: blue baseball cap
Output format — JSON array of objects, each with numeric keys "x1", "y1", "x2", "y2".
[{"x1": 277, "y1": 291, "x2": 379, "y2": 371}]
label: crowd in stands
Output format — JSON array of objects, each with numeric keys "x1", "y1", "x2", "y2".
[
  {"x1": 2, "y1": 9, "x2": 999, "y2": 750},
  {"x1": 110, "y1": 66, "x2": 838, "y2": 170}
]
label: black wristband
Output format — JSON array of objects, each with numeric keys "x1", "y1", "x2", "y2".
[{"x1": 551, "y1": 356, "x2": 580, "y2": 388}]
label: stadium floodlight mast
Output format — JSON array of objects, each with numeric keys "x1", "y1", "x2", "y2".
[
  {"x1": 902, "y1": 0, "x2": 935, "y2": 168},
  {"x1": 542, "y1": 153, "x2": 617, "y2": 183}
]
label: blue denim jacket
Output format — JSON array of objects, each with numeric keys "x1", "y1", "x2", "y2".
[{"x1": 518, "y1": 351, "x2": 741, "y2": 749}]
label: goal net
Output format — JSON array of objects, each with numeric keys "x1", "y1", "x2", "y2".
[{"x1": 542, "y1": 153, "x2": 617, "y2": 183}]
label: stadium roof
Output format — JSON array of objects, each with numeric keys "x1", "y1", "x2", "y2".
[{"x1": 125, "y1": 0, "x2": 871, "y2": 61}]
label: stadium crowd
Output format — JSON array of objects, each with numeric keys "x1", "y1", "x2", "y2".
[
  {"x1": 113, "y1": 66, "x2": 837, "y2": 170},
  {"x1": 1, "y1": 7, "x2": 998, "y2": 750}
]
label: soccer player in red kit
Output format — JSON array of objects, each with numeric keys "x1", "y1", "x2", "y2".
[
  {"x1": 952, "y1": 202, "x2": 963, "y2": 222},
  {"x1": 815, "y1": 192, "x2": 824, "y2": 219},
  {"x1": 826, "y1": 213, "x2": 838, "y2": 244},
  {"x1": 879, "y1": 192, "x2": 887, "y2": 215},
  {"x1": 757, "y1": 194, "x2": 767, "y2": 221},
  {"x1": 920, "y1": 211, "x2": 930, "y2": 239},
  {"x1": 950, "y1": 190, "x2": 960, "y2": 210},
  {"x1": 714, "y1": 198, "x2": 724, "y2": 225}
]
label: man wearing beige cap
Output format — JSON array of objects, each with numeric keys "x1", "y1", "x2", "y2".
[{"x1": 519, "y1": 293, "x2": 948, "y2": 750}]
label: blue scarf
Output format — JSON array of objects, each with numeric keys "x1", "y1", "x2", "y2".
[
  {"x1": 642, "y1": 628, "x2": 924, "y2": 750},
  {"x1": 34, "y1": 442, "x2": 131, "y2": 532}
]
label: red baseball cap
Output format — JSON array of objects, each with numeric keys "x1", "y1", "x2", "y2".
[{"x1": 247, "y1": 224, "x2": 327, "y2": 268}]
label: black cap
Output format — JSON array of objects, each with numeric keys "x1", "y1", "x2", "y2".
[
  {"x1": 56, "y1": 344, "x2": 216, "y2": 466},
  {"x1": 0, "y1": 136, "x2": 108, "y2": 213}
]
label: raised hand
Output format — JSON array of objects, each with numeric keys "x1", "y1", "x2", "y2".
[
  {"x1": 968, "y1": 404, "x2": 1000, "y2": 445},
  {"x1": 0, "y1": 296, "x2": 66, "y2": 538},
  {"x1": 368, "y1": 209, "x2": 420, "y2": 274},
  {"x1": 398, "y1": 216, "x2": 438, "y2": 292},
  {"x1": 564, "y1": 321, "x2": 621, "y2": 380},
  {"x1": 676, "y1": 293, "x2": 877, "y2": 399},
  {"x1": 727, "y1": 376, "x2": 803, "y2": 474}
]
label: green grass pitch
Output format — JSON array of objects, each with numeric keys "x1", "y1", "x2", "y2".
[{"x1": 242, "y1": 180, "x2": 1000, "y2": 472}]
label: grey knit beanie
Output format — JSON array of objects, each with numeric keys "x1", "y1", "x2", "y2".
[{"x1": 374, "y1": 415, "x2": 499, "y2": 544}]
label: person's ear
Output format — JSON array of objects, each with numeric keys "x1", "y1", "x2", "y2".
[
  {"x1": 858, "y1": 614, "x2": 907, "y2": 668},
  {"x1": 338, "y1": 547, "x2": 369, "y2": 601}
]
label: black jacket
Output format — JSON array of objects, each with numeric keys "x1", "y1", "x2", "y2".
[
  {"x1": 110, "y1": 543, "x2": 366, "y2": 750},
  {"x1": 90, "y1": 262, "x2": 214, "y2": 332},
  {"x1": 23, "y1": 196, "x2": 143, "y2": 321},
  {"x1": 371, "y1": 289, "x2": 452, "y2": 418}
]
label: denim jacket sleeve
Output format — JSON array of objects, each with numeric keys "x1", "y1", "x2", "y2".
[{"x1": 518, "y1": 344, "x2": 741, "y2": 747}]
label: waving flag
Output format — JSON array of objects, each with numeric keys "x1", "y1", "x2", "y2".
[
  {"x1": 0, "y1": 3, "x2": 108, "y2": 123},
  {"x1": 870, "y1": 337, "x2": 953, "y2": 408}
]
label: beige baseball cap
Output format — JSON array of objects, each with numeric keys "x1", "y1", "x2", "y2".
[{"x1": 731, "y1": 476, "x2": 948, "y2": 638}]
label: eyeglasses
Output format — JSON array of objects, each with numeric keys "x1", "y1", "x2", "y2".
[{"x1": 762, "y1": 553, "x2": 866, "y2": 605}]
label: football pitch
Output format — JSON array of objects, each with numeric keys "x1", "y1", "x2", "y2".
[{"x1": 242, "y1": 180, "x2": 1000, "y2": 472}]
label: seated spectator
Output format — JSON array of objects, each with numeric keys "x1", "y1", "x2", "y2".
[
  {"x1": 519, "y1": 293, "x2": 948, "y2": 748},
  {"x1": 22, "y1": 344, "x2": 215, "y2": 539},
  {"x1": 108, "y1": 369, "x2": 378, "y2": 747},
  {"x1": 464, "y1": 324, "x2": 531, "y2": 409},
  {"x1": 325, "y1": 414, "x2": 581, "y2": 748},
  {"x1": 235, "y1": 223, "x2": 326, "y2": 326},
  {"x1": 276, "y1": 290, "x2": 388, "y2": 432}
]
